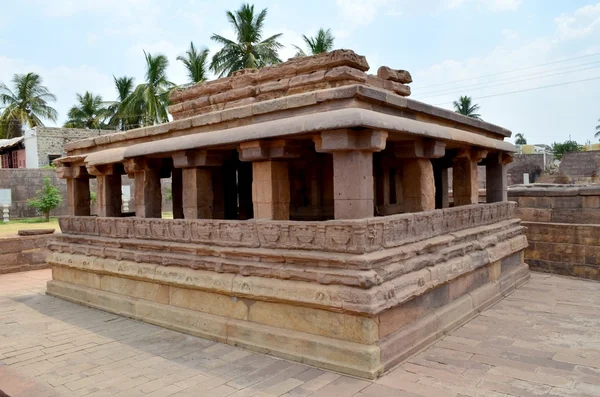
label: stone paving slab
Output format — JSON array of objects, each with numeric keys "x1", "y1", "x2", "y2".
[{"x1": 1, "y1": 269, "x2": 599, "y2": 396}]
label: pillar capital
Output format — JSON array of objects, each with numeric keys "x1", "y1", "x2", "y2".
[
  {"x1": 172, "y1": 150, "x2": 226, "y2": 168},
  {"x1": 239, "y1": 139, "x2": 301, "y2": 162},
  {"x1": 394, "y1": 139, "x2": 446, "y2": 159},
  {"x1": 86, "y1": 163, "x2": 117, "y2": 176},
  {"x1": 314, "y1": 129, "x2": 387, "y2": 153},
  {"x1": 57, "y1": 164, "x2": 89, "y2": 179},
  {"x1": 454, "y1": 148, "x2": 488, "y2": 163}
]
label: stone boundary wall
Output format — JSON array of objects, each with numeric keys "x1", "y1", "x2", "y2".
[
  {"x1": 0, "y1": 235, "x2": 51, "y2": 274},
  {"x1": 508, "y1": 184, "x2": 600, "y2": 224},
  {"x1": 507, "y1": 153, "x2": 553, "y2": 185},
  {"x1": 0, "y1": 169, "x2": 172, "y2": 218},
  {"x1": 524, "y1": 222, "x2": 600, "y2": 280},
  {"x1": 557, "y1": 151, "x2": 600, "y2": 184}
]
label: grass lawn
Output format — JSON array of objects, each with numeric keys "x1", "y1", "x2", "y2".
[{"x1": 0, "y1": 218, "x2": 60, "y2": 238}]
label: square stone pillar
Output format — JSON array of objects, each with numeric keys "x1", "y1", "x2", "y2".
[
  {"x1": 67, "y1": 178, "x2": 91, "y2": 216},
  {"x1": 127, "y1": 160, "x2": 162, "y2": 219},
  {"x1": 173, "y1": 150, "x2": 227, "y2": 219},
  {"x1": 182, "y1": 168, "x2": 213, "y2": 219},
  {"x1": 252, "y1": 161, "x2": 290, "y2": 220},
  {"x1": 315, "y1": 129, "x2": 387, "y2": 220},
  {"x1": 394, "y1": 139, "x2": 445, "y2": 213},
  {"x1": 402, "y1": 158, "x2": 435, "y2": 212},
  {"x1": 58, "y1": 165, "x2": 91, "y2": 216},
  {"x1": 239, "y1": 140, "x2": 300, "y2": 220},
  {"x1": 332, "y1": 151, "x2": 374, "y2": 219},
  {"x1": 453, "y1": 149, "x2": 487, "y2": 206},
  {"x1": 171, "y1": 168, "x2": 183, "y2": 219},
  {"x1": 97, "y1": 174, "x2": 122, "y2": 217},
  {"x1": 486, "y1": 152, "x2": 510, "y2": 203}
]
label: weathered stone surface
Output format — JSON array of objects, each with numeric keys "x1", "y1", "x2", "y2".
[
  {"x1": 377, "y1": 66, "x2": 413, "y2": 84},
  {"x1": 0, "y1": 235, "x2": 51, "y2": 274},
  {"x1": 17, "y1": 228, "x2": 55, "y2": 236}
]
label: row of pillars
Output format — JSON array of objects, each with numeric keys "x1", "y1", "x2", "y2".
[{"x1": 59, "y1": 129, "x2": 510, "y2": 221}]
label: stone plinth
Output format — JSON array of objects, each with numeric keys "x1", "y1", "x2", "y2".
[{"x1": 47, "y1": 202, "x2": 528, "y2": 379}]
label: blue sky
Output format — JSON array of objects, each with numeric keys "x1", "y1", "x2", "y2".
[{"x1": 1, "y1": 0, "x2": 599, "y2": 144}]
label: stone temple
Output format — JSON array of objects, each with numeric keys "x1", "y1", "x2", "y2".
[{"x1": 48, "y1": 50, "x2": 529, "y2": 379}]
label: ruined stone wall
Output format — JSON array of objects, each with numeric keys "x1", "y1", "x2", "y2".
[
  {"x1": 524, "y1": 222, "x2": 600, "y2": 280},
  {"x1": 0, "y1": 235, "x2": 51, "y2": 274},
  {"x1": 507, "y1": 153, "x2": 553, "y2": 185},
  {"x1": 509, "y1": 184, "x2": 600, "y2": 223},
  {"x1": 557, "y1": 151, "x2": 600, "y2": 184},
  {"x1": 509, "y1": 184, "x2": 600, "y2": 280}
]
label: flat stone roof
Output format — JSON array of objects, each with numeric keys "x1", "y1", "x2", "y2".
[{"x1": 60, "y1": 50, "x2": 515, "y2": 163}]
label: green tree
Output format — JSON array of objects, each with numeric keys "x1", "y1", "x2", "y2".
[
  {"x1": 125, "y1": 51, "x2": 174, "y2": 126},
  {"x1": 177, "y1": 42, "x2": 210, "y2": 84},
  {"x1": 28, "y1": 177, "x2": 62, "y2": 222},
  {"x1": 0, "y1": 73, "x2": 58, "y2": 139},
  {"x1": 293, "y1": 28, "x2": 335, "y2": 57},
  {"x1": 210, "y1": 3, "x2": 283, "y2": 77},
  {"x1": 107, "y1": 76, "x2": 141, "y2": 131},
  {"x1": 63, "y1": 91, "x2": 110, "y2": 129},
  {"x1": 551, "y1": 140, "x2": 583, "y2": 161},
  {"x1": 595, "y1": 118, "x2": 600, "y2": 141},
  {"x1": 515, "y1": 133, "x2": 527, "y2": 145},
  {"x1": 453, "y1": 95, "x2": 481, "y2": 120}
]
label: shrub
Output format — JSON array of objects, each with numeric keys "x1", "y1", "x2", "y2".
[{"x1": 28, "y1": 177, "x2": 62, "y2": 222}]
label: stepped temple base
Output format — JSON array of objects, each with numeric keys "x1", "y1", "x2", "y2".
[{"x1": 47, "y1": 203, "x2": 528, "y2": 379}]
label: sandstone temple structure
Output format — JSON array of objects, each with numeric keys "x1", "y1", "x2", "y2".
[{"x1": 48, "y1": 50, "x2": 529, "y2": 379}]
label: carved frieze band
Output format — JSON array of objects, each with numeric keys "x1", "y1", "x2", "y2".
[{"x1": 58, "y1": 202, "x2": 516, "y2": 254}]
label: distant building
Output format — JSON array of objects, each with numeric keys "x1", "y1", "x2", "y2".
[
  {"x1": 0, "y1": 127, "x2": 112, "y2": 168},
  {"x1": 0, "y1": 137, "x2": 27, "y2": 168},
  {"x1": 516, "y1": 144, "x2": 552, "y2": 154}
]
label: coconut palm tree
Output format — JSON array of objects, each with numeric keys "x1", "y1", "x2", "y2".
[
  {"x1": 107, "y1": 76, "x2": 140, "y2": 130},
  {"x1": 210, "y1": 3, "x2": 283, "y2": 77},
  {"x1": 63, "y1": 92, "x2": 110, "y2": 129},
  {"x1": 0, "y1": 72, "x2": 57, "y2": 139},
  {"x1": 125, "y1": 51, "x2": 174, "y2": 126},
  {"x1": 453, "y1": 95, "x2": 481, "y2": 120},
  {"x1": 515, "y1": 133, "x2": 527, "y2": 145},
  {"x1": 293, "y1": 28, "x2": 335, "y2": 57},
  {"x1": 177, "y1": 42, "x2": 210, "y2": 85}
]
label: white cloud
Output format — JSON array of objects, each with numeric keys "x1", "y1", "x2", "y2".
[
  {"x1": 556, "y1": 3, "x2": 600, "y2": 41},
  {"x1": 127, "y1": 40, "x2": 190, "y2": 85},
  {"x1": 336, "y1": 0, "x2": 390, "y2": 26},
  {"x1": 501, "y1": 28, "x2": 519, "y2": 40}
]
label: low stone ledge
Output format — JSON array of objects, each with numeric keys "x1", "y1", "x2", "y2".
[
  {"x1": 18, "y1": 228, "x2": 55, "y2": 236},
  {"x1": 0, "y1": 234, "x2": 51, "y2": 274}
]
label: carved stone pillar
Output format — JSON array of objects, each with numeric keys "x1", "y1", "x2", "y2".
[
  {"x1": 394, "y1": 139, "x2": 445, "y2": 213},
  {"x1": 125, "y1": 159, "x2": 162, "y2": 218},
  {"x1": 315, "y1": 129, "x2": 387, "y2": 219},
  {"x1": 87, "y1": 164, "x2": 122, "y2": 217},
  {"x1": 58, "y1": 164, "x2": 91, "y2": 216},
  {"x1": 486, "y1": 152, "x2": 512, "y2": 203},
  {"x1": 239, "y1": 140, "x2": 300, "y2": 220},
  {"x1": 453, "y1": 149, "x2": 487, "y2": 206},
  {"x1": 172, "y1": 150, "x2": 224, "y2": 219}
]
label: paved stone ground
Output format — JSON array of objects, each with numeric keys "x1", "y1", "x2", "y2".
[{"x1": 1, "y1": 270, "x2": 599, "y2": 397}]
